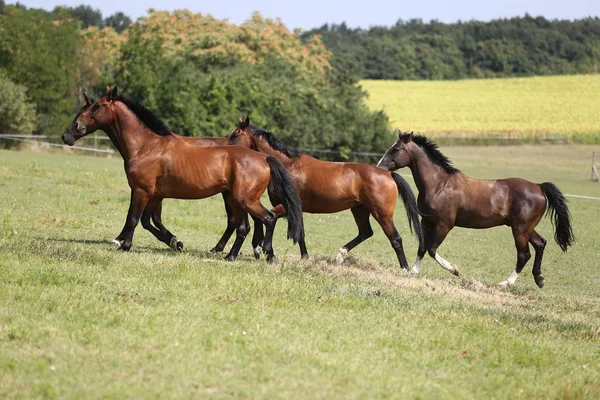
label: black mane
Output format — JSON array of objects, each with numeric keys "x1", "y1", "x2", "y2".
[
  {"x1": 117, "y1": 95, "x2": 172, "y2": 136},
  {"x1": 405, "y1": 133, "x2": 460, "y2": 174},
  {"x1": 247, "y1": 125, "x2": 302, "y2": 158}
]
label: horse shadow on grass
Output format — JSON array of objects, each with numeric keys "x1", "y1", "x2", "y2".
[{"x1": 42, "y1": 236, "x2": 261, "y2": 261}]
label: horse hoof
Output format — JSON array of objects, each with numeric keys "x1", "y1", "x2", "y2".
[
  {"x1": 410, "y1": 267, "x2": 420, "y2": 274},
  {"x1": 253, "y1": 246, "x2": 262, "y2": 260},
  {"x1": 266, "y1": 254, "x2": 277, "y2": 264},
  {"x1": 301, "y1": 254, "x2": 309, "y2": 260},
  {"x1": 117, "y1": 245, "x2": 130, "y2": 252},
  {"x1": 169, "y1": 237, "x2": 183, "y2": 251},
  {"x1": 535, "y1": 276, "x2": 545, "y2": 289},
  {"x1": 224, "y1": 255, "x2": 235, "y2": 262},
  {"x1": 451, "y1": 265, "x2": 460, "y2": 276},
  {"x1": 335, "y1": 248, "x2": 348, "y2": 265},
  {"x1": 112, "y1": 239, "x2": 122, "y2": 246}
]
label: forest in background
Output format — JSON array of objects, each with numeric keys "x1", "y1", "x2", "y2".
[
  {"x1": 302, "y1": 15, "x2": 600, "y2": 80},
  {"x1": 1, "y1": 2, "x2": 599, "y2": 154}
]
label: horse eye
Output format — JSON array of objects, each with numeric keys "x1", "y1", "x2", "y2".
[{"x1": 90, "y1": 104, "x2": 100, "y2": 113}]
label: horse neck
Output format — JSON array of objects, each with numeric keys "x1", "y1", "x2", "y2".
[
  {"x1": 407, "y1": 144, "x2": 452, "y2": 194},
  {"x1": 252, "y1": 136, "x2": 295, "y2": 166},
  {"x1": 103, "y1": 103, "x2": 159, "y2": 162}
]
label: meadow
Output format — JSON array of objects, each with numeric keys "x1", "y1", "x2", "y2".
[
  {"x1": 360, "y1": 75, "x2": 600, "y2": 142},
  {"x1": 1, "y1": 145, "x2": 600, "y2": 399}
]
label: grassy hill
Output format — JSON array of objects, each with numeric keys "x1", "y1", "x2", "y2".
[{"x1": 360, "y1": 75, "x2": 600, "y2": 143}]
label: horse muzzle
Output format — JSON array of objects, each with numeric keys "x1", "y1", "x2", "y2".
[{"x1": 62, "y1": 126, "x2": 85, "y2": 146}]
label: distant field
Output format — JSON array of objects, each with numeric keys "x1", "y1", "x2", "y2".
[
  {"x1": 1, "y1": 146, "x2": 599, "y2": 398},
  {"x1": 360, "y1": 75, "x2": 600, "y2": 142}
]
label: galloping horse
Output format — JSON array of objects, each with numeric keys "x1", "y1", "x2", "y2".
[
  {"x1": 377, "y1": 131, "x2": 574, "y2": 288},
  {"x1": 62, "y1": 87, "x2": 304, "y2": 262},
  {"x1": 111, "y1": 134, "x2": 249, "y2": 254},
  {"x1": 227, "y1": 117, "x2": 423, "y2": 271}
]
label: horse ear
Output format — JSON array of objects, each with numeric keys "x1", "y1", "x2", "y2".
[
  {"x1": 409, "y1": 131, "x2": 414, "y2": 140},
  {"x1": 108, "y1": 86, "x2": 118, "y2": 101},
  {"x1": 237, "y1": 116, "x2": 244, "y2": 127},
  {"x1": 244, "y1": 116, "x2": 250, "y2": 127},
  {"x1": 397, "y1": 129, "x2": 402, "y2": 139},
  {"x1": 83, "y1": 93, "x2": 92, "y2": 105},
  {"x1": 105, "y1": 85, "x2": 111, "y2": 95}
]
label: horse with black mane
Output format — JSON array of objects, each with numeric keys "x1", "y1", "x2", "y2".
[
  {"x1": 377, "y1": 131, "x2": 574, "y2": 288},
  {"x1": 111, "y1": 134, "x2": 249, "y2": 254},
  {"x1": 62, "y1": 87, "x2": 304, "y2": 262},
  {"x1": 227, "y1": 117, "x2": 423, "y2": 271}
]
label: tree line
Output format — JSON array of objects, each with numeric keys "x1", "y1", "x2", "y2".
[
  {"x1": 1, "y1": 3, "x2": 599, "y2": 157},
  {"x1": 0, "y1": 3, "x2": 389, "y2": 158},
  {"x1": 302, "y1": 15, "x2": 600, "y2": 80}
]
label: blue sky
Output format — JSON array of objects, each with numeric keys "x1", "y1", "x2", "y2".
[{"x1": 10, "y1": 0, "x2": 600, "y2": 30}]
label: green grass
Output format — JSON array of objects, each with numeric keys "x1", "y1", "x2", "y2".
[
  {"x1": 1, "y1": 147, "x2": 600, "y2": 399},
  {"x1": 360, "y1": 75, "x2": 600, "y2": 142}
]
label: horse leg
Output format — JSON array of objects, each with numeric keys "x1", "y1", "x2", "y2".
[
  {"x1": 251, "y1": 217, "x2": 265, "y2": 259},
  {"x1": 118, "y1": 189, "x2": 150, "y2": 252},
  {"x1": 139, "y1": 199, "x2": 182, "y2": 251},
  {"x1": 529, "y1": 230, "x2": 547, "y2": 288},
  {"x1": 427, "y1": 224, "x2": 460, "y2": 276},
  {"x1": 411, "y1": 219, "x2": 433, "y2": 274},
  {"x1": 113, "y1": 190, "x2": 134, "y2": 246},
  {"x1": 223, "y1": 204, "x2": 251, "y2": 262},
  {"x1": 499, "y1": 229, "x2": 532, "y2": 287},
  {"x1": 210, "y1": 192, "x2": 238, "y2": 253},
  {"x1": 148, "y1": 201, "x2": 183, "y2": 251},
  {"x1": 372, "y1": 212, "x2": 410, "y2": 272},
  {"x1": 335, "y1": 206, "x2": 373, "y2": 264},
  {"x1": 244, "y1": 203, "x2": 278, "y2": 263},
  {"x1": 268, "y1": 203, "x2": 308, "y2": 259}
]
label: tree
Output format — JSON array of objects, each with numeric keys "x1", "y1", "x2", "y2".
[
  {"x1": 110, "y1": 10, "x2": 390, "y2": 157},
  {"x1": 0, "y1": 6, "x2": 83, "y2": 133},
  {"x1": 104, "y1": 12, "x2": 131, "y2": 33},
  {"x1": 54, "y1": 5, "x2": 103, "y2": 28},
  {"x1": 0, "y1": 72, "x2": 37, "y2": 135}
]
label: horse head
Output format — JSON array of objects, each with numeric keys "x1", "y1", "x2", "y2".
[
  {"x1": 227, "y1": 116, "x2": 254, "y2": 149},
  {"x1": 62, "y1": 86, "x2": 118, "y2": 145},
  {"x1": 376, "y1": 130, "x2": 415, "y2": 171}
]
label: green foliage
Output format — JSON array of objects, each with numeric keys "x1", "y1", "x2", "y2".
[
  {"x1": 304, "y1": 15, "x2": 600, "y2": 80},
  {"x1": 0, "y1": 72, "x2": 37, "y2": 134},
  {"x1": 109, "y1": 12, "x2": 390, "y2": 158},
  {"x1": 53, "y1": 5, "x2": 103, "y2": 28},
  {"x1": 104, "y1": 12, "x2": 131, "y2": 33},
  {"x1": 0, "y1": 6, "x2": 82, "y2": 133}
]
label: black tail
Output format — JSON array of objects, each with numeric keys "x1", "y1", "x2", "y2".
[
  {"x1": 540, "y1": 182, "x2": 574, "y2": 252},
  {"x1": 266, "y1": 156, "x2": 305, "y2": 244},
  {"x1": 391, "y1": 173, "x2": 424, "y2": 246}
]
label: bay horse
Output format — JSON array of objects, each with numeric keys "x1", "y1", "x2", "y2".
[
  {"x1": 377, "y1": 131, "x2": 574, "y2": 288},
  {"x1": 110, "y1": 134, "x2": 250, "y2": 255},
  {"x1": 227, "y1": 117, "x2": 423, "y2": 271},
  {"x1": 62, "y1": 87, "x2": 304, "y2": 262}
]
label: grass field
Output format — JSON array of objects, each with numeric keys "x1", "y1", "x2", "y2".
[
  {"x1": 1, "y1": 146, "x2": 600, "y2": 399},
  {"x1": 360, "y1": 75, "x2": 600, "y2": 142}
]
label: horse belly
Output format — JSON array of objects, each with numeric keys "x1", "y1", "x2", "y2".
[
  {"x1": 455, "y1": 209, "x2": 506, "y2": 229},
  {"x1": 301, "y1": 192, "x2": 359, "y2": 214},
  {"x1": 156, "y1": 178, "x2": 225, "y2": 200}
]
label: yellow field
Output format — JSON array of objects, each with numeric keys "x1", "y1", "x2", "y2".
[{"x1": 360, "y1": 75, "x2": 600, "y2": 141}]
